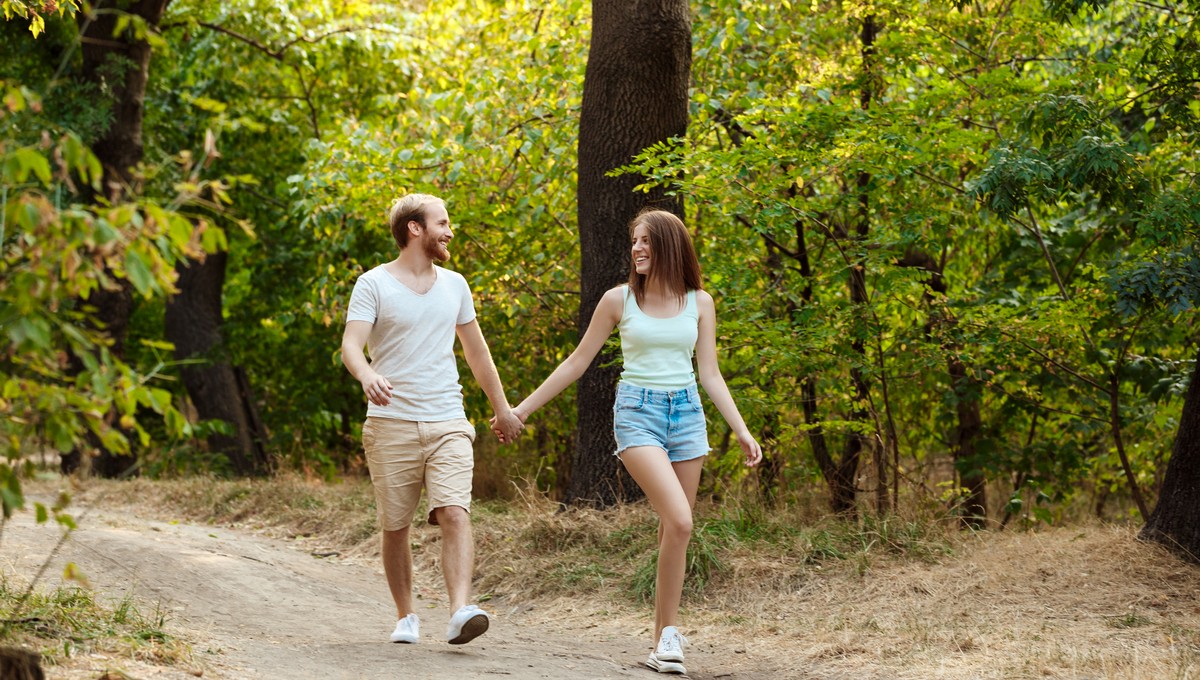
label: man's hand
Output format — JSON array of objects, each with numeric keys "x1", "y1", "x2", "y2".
[
  {"x1": 490, "y1": 408, "x2": 526, "y2": 444},
  {"x1": 360, "y1": 371, "x2": 393, "y2": 407}
]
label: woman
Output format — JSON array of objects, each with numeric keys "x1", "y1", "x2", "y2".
[{"x1": 500, "y1": 208, "x2": 762, "y2": 675}]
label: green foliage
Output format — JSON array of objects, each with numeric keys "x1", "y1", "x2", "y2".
[
  {"x1": 0, "y1": 0, "x2": 80, "y2": 38},
  {"x1": 0, "y1": 577, "x2": 186, "y2": 665},
  {"x1": 0, "y1": 81, "x2": 224, "y2": 510},
  {"x1": 2, "y1": 0, "x2": 1196, "y2": 520}
]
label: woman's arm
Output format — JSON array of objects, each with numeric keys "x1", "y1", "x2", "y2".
[
  {"x1": 513, "y1": 286, "x2": 625, "y2": 421},
  {"x1": 695, "y1": 290, "x2": 763, "y2": 466}
]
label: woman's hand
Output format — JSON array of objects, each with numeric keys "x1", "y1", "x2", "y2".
[
  {"x1": 736, "y1": 430, "x2": 763, "y2": 467},
  {"x1": 491, "y1": 406, "x2": 529, "y2": 444}
]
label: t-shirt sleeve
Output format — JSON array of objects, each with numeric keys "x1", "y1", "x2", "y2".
[
  {"x1": 345, "y1": 273, "x2": 378, "y2": 324},
  {"x1": 456, "y1": 275, "x2": 477, "y2": 326}
]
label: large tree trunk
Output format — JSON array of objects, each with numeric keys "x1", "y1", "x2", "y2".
[
  {"x1": 1140, "y1": 346, "x2": 1200, "y2": 562},
  {"x1": 567, "y1": 0, "x2": 691, "y2": 506},
  {"x1": 80, "y1": 0, "x2": 171, "y2": 201},
  {"x1": 61, "y1": 0, "x2": 172, "y2": 477},
  {"x1": 164, "y1": 253, "x2": 269, "y2": 475}
]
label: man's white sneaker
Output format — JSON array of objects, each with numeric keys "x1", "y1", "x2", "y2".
[
  {"x1": 654, "y1": 626, "x2": 687, "y2": 662},
  {"x1": 645, "y1": 652, "x2": 686, "y2": 675},
  {"x1": 446, "y1": 604, "x2": 489, "y2": 645},
  {"x1": 390, "y1": 613, "x2": 419, "y2": 643}
]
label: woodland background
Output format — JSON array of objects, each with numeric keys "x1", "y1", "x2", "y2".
[{"x1": 1, "y1": 0, "x2": 1199, "y2": 548}]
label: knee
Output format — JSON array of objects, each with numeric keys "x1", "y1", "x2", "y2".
[
  {"x1": 383, "y1": 526, "x2": 410, "y2": 545},
  {"x1": 434, "y1": 505, "x2": 470, "y2": 528},
  {"x1": 661, "y1": 514, "x2": 693, "y2": 542}
]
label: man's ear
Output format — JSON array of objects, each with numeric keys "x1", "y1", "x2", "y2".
[{"x1": 407, "y1": 220, "x2": 423, "y2": 238}]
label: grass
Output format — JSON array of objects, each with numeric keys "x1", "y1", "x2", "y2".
[
  {"x1": 0, "y1": 576, "x2": 190, "y2": 671},
  {"x1": 13, "y1": 473, "x2": 1200, "y2": 679}
]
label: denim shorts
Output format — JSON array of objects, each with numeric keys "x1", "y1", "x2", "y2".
[{"x1": 613, "y1": 382, "x2": 710, "y2": 462}]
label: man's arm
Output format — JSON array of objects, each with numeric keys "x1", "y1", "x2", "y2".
[
  {"x1": 341, "y1": 320, "x2": 392, "y2": 406},
  {"x1": 456, "y1": 319, "x2": 523, "y2": 442}
]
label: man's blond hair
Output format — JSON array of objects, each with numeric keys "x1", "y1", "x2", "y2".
[{"x1": 387, "y1": 193, "x2": 444, "y2": 249}]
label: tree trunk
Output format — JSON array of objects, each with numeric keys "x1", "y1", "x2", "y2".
[
  {"x1": 1140, "y1": 346, "x2": 1200, "y2": 563},
  {"x1": 0, "y1": 647, "x2": 44, "y2": 680},
  {"x1": 60, "y1": 0, "x2": 172, "y2": 477},
  {"x1": 568, "y1": 0, "x2": 691, "y2": 506},
  {"x1": 897, "y1": 246, "x2": 988, "y2": 526},
  {"x1": 164, "y1": 253, "x2": 269, "y2": 475},
  {"x1": 949, "y1": 358, "x2": 988, "y2": 526},
  {"x1": 79, "y1": 0, "x2": 171, "y2": 202}
]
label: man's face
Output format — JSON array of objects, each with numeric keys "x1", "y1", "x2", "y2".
[{"x1": 417, "y1": 203, "x2": 453, "y2": 262}]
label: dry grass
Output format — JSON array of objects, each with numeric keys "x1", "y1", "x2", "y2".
[
  {"x1": 0, "y1": 574, "x2": 193, "y2": 673},
  {"x1": 26, "y1": 474, "x2": 1200, "y2": 679}
]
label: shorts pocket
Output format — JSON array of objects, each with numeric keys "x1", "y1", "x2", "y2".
[
  {"x1": 614, "y1": 391, "x2": 645, "y2": 412},
  {"x1": 457, "y1": 418, "x2": 477, "y2": 443},
  {"x1": 361, "y1": 419, "x2": 377, "y2": 449}
]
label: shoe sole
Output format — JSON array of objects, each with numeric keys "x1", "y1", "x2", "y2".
[
  {"x1": 448, "y1": 613, "x2": 489, "y2": 645},
  {"x1": 646, "y1": 656, "x2": 686, "y2": 674}
]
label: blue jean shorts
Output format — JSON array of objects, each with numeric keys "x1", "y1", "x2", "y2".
[{"x1": 613, "y1": 382, "x2": 710, "y2": 462}]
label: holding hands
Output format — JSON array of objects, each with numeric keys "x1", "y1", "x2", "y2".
[
  {"x1": 491, "y1": 407, "x2": 525, "y2": 445},
  {"x1": 490, "y1": 405, "x2": 527, "y2": 444}
]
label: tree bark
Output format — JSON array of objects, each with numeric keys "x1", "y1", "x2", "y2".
[
  {"x1": 1140, "y1": 346, "x2": 1200, "y2": 563},
  {"x1": 164, "y1": 252, "x2": 269, "y2": 475},
  {"x1": 568, "y1": 0, "x2": 691, "y2": 506},
  {"x1": 0, "y1": 647, "x2": 44, "y2": 680},
  {"x1": 61, "y1": 0, "x2": 173, "y2": 477}
]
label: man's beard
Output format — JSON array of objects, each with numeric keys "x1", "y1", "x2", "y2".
[{"x1": 423, "y1": 233, "x2": 450, "y2": 262}]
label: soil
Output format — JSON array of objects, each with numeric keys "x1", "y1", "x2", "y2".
[{"x1": 1, "y1": 499, "x2": 785, "y2": 680}]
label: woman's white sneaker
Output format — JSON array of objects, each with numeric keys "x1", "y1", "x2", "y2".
[
  {"x1": 646, "y1": 652, "x2": 686, "y2": 674},
  {"x1": 645, "y1": 626, "x2": 687, "y2": 673},
  {"x1": 390, "y1": 613, "x2": 419, "y2": 643},
  {"x1": 654, "y1": 626, "x2": 687, "y2": 662}
]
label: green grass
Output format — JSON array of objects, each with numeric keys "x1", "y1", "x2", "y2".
[{"x1": 0, "y1": 576, "x2": 189, "y2": 668}]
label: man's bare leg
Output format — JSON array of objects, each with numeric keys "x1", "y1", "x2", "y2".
[
  {"x1": 381, "y1": 526, "x2": 414, "y2": 617},
  {"x1": 434, "y1": 505, "x2": 473, "y2": 612}
]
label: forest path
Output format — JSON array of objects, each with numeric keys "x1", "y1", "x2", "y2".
[{"x1": 2, "y1": 500, "x2": 772, "y2": 680}]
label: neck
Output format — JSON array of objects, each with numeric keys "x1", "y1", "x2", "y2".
[
  {"x1": 394, "y1": 246, "x2": 435, "y2": 274},
  {"x1": 642, "y1": 277, "x2": 677, "y2": 299}
]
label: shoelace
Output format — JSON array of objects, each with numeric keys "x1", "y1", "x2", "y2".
[{"x1": 658, "y1": 631, "x2": 687, "y2": 654}]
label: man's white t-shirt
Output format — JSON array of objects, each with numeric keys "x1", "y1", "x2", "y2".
[{"x1": 345, "y1": 264, "x2": 476, "y2": 421}]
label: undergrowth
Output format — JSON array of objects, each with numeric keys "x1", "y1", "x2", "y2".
[{"x1": 0, "y1": 576, "x2": 190, "y2": 669}]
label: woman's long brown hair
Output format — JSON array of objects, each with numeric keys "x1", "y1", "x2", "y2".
[{"x1": 627, "y1": 208, "x2": 703, "y2": 308}]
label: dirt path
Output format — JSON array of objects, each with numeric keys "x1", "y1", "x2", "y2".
[{"x1": 1, "y1": 502, "x2": 775, "y2": 680}]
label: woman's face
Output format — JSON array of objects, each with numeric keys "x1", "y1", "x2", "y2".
[{"x1": 631, "y1": 224, "x2": 652, "y2": 275}]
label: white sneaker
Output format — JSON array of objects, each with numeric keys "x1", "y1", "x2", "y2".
[
  {"x1": 646, "y1": 653, "x2": 686, "y2": 675},
  {"x1": 655, "y1": 626, "x2": 687, "y2": 662},
  {"x1": 446, "y1": 604, "x2": 489, "y2": 645},
  {"x1": 390, "y1": 613, "x2": 419, "y2": 643}
]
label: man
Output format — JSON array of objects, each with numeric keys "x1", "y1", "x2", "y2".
[{"x1": 341, "y1": 193, "x2": 523, "y2": 646}]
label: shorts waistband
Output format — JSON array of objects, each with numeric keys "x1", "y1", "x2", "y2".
[{"x1": 617, "y1": 381, "x2": 700, "y2": 403}]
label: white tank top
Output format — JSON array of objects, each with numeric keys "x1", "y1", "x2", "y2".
[{"x1": 618, "y1": 285, "x2": 698, "y2": 390}]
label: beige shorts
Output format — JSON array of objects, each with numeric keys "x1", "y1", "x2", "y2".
[{"x1": 361, "y1": 417, "x2": 477, "y2": 531}]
